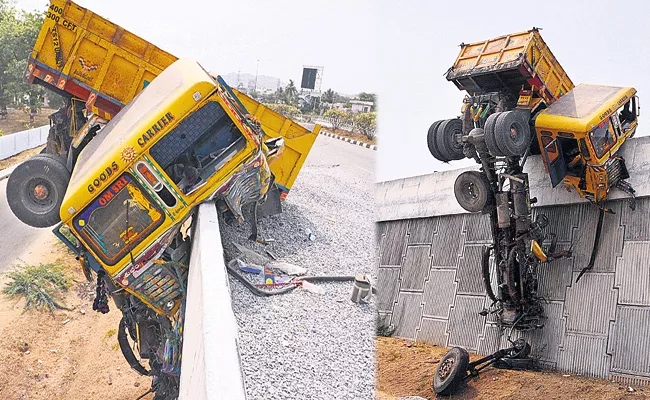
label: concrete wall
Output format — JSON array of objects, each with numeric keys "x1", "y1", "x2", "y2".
[
  {"x1": 376, "y1": 136, "x2": 650, "y2": 385},
  {"x1": 179, "y1": 202, "x2": 247, "y2": 400},
  {"x1": 0, "y1": 125, "x2": 49, "y2": 160}
]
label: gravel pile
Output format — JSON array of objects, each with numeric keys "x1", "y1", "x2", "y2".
[{"x1": 219, "y1": 136, "x2": 376, "y2": 400}]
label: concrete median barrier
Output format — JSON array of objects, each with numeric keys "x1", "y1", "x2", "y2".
[{"x1": 179, "y1": 202, "x2": 247, "y2": 399}]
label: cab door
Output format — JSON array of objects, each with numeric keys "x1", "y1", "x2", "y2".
[{"x1": 541, "y1": 135, "x2": 567, "y2": 187}]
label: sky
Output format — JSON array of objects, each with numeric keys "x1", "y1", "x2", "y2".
[
  {"x1": 14, "y1": 0, "x2": 379, "y2": 95},
  {"x1": 376, "y1": 0, "x2": 650, "y2": 182}
]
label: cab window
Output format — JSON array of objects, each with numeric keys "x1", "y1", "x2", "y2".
[
  {"x1": 73, "y1": 173, "x2": 164, "y2": 265},
  {"x1": 149, "y1": 101, "x2": 246, "y2": 195},
  {"x1": 619, "y1": 98, "x2": 637, "y2": 131},
  {"x1": 589, "y1": 118, "x2": 616, "y2": 158}
]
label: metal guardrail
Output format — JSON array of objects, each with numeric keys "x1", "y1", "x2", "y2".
[
  {"x1": 0, "y1": 125, "x2": 49, "y2": 160},
  {"x1": 179, "y1": 202, "x2": 247, "y2": 400}
]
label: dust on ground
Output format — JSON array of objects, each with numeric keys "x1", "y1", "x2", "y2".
[
  {"x1": 0, "y1": 236, "x2": 152, "y2": 400},
  {"x1": 321, "y1": 126, "x2": 377, "y2": 146},
  {"x1": 377, "y1": 336, "x2": 648, "y2": 400},
  {"x1": 0, "y1": 145, "x2": 45, "y2": 169},
  {"x1": 0, "y1": 108, "x2": 54, "y2": 136}
]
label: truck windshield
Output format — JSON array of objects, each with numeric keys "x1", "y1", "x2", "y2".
[
  {"x1": 150, "y1": 100, "x2": 246, "y2": 194},
  {"x1": 73, "y1": 173, "x2": 164, "y2": 265},
  {"x1": 589, "y1": 119, "x2": 616, "y2": 158}
]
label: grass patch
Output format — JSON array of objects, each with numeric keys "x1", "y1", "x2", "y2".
[{"x1": 3, "y1": 263, "x2": 73, "y2": 313}]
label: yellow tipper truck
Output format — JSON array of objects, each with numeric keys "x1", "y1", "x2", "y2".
[
  {"x1": 6, "y1": 1, "x2": 322, "y2": 398},
  {"x1": 427, "y1": 29, "x2": 641, "y2": 396},
  {"x1": 23, "y1": 0, "x2": 317, "y2": 204}
]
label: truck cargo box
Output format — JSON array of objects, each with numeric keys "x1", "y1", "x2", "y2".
[{"x1": 446, "y1": 29, "x2": 574, "y2": 104}]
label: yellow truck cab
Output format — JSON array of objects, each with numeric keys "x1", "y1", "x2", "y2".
[
  {"x1": 535, "y1": 83, "x2": 639, "y2": 203},
  {"x1": 57, "y1": 58, "x2": 278, "y2": 314}
]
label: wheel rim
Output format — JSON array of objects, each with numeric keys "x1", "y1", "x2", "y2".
[
  {"x1": 508, "y1": 121, "x2": 525, "y2": 146},
  {"x1": 463, "y1": 181, "x2": 481, "y2": 203},
  {"x1": 24, "y1": 178, "x2": 57, "y2": 213},
  {"x1": 438, "y1": 357, "x2": 455, "y2": 380},
  {"x1": 451, "y1": 128, "x2": 463, "y2": 150}
]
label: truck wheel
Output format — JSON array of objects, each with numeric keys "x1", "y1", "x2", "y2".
[
  {"x1": 433, "y1": 347, "x2": 470, "y2": 395},
  {"x1": 494, "y1": 111, "x2": 532, "y2": 156},
  {"x1": 484, "y1": 112, "x2": 503, "y2": 156},
  {"x1": 6, "y1": 154, "x2": 70, "y2": 228},
  {"x1": 435, "y1": 118, "x2": 465, "y2": 161},
  {"x1": 427, "y1": 120, "x2": 449, "y2": 162},
  {"x1": 454, "y1": 170, "x2": 493, "y2": 213}
]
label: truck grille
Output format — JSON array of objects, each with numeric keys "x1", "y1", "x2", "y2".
[
  {"x1": 606, "y1": 157, "x2": 626, "y2": 187},
  {"x1": 132, "y1": 264, "x2": 182, "y2": 309}
]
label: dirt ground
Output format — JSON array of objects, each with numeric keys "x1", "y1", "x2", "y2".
[
  {"x1": 321, "y1": 126, "x2": 377, "y2": 145},
  {"x1": 0, "y1": 108, "x2": 54, "y2": 136},
  {"x1": 0, "y1": 237, "x2": 153, "y2": 400},
  {"x1": 377, "y1": 336, "x2": 648, "y2": 400}
]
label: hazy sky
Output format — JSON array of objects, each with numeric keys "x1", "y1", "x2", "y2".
[
  {"x1": 15, "y1": 0, "x2": 379, "y2": 95},
  {"x1": 376, "y1": 0, "x2": 650, "y2": 182}
]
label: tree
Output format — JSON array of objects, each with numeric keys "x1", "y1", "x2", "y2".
[
  {"x1": 322, "y1": 89, "x2": 335, "y2": 104},
  {"x1": 358, "y1": 92, "x2": 376, "y2": 103},
  {"x1": 266, "y1": 103, "x2": 301, "y2": 119},
  {"x1": 0, "y1": 2, "x2": 65, "y2": 112},
  {"x1": 282, "y1": 79, "x2": 298, "y2": 105},
  {"x1": 354, "y1": 112, "x2": 377, "y2": 140},
  {"x1": 323, "y1": 108, "x2": 351, "y2": 131}
]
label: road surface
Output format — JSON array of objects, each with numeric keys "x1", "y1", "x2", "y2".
[{"x1": 0, "y1": 178, "x2": 51, "y2": 272}]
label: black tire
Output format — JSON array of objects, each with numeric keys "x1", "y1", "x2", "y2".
[
  {"x1": 454, "y1": 170, "x2": 493, "y2": 213},
  {"x1": 427, "y1": 120, "x2": 449, "y2": 162},
  {"x1": 6, "y1": 154, "x2": 70, "y2": 228},
  {"x1": 494, "y1": 110, "x2": 532, "y2": 156},
  {"x1": 433, "y1": 347, "x2": 470, "y2": 395},
  {"x1": 483, "y1": 112, "x2": 503, "y2": 156},
  {"x1": 435, "y1": 118, "x2": 465, "y2": 161}
]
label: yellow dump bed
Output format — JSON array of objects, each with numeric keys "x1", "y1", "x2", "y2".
[
  {"x1": 28, "y1": 0, "x2": 318, "y2": 194},
  {"x1": 446, "y1": 29, "x2": 574, "y2": 104}
]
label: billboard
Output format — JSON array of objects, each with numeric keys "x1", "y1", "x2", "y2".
[{"x1": 301, "y1": 68, "x2": 318, "y2": 90}]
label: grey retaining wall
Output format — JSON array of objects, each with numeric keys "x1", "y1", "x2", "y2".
[{"x1": 376, "y1": 136, "x2": 650, "y2": 385}]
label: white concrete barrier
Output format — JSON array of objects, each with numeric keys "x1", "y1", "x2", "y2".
[
  {"x1": 0, "y1": 125, "x2": 49, "y2": 160},
  {"x1": 179, "y1": 202, "x2": 247, "y2": 400},
  {"x1": 376, "y1": 135, "x2": 650, "y2": 221}
]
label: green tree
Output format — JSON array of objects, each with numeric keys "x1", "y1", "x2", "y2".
[
  {"x1": 0, "y1": 2, "x2": 44, "y2": 110},
  {"x1": 283, "y1": 79, "x2": 298, "y2": 105},
  {"x1": 354, "y1": 112, "x2": 377, "y2": 140},
  {"x1": 358, "y1": 92, "x2": 376, "y2": 103},
  {"x1": 323, "y1": 108, "x2": 351, "y2": 131},
  {"x1": 322, "y1": 89, "x2": 335, "y2": 104},
  {"x1": 266, "y1": 103, "x2": 301, "y2": 119}
]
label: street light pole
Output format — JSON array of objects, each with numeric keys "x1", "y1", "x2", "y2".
[{"x1": 254, "y1": 59, "x2": 259, "y2": 94}]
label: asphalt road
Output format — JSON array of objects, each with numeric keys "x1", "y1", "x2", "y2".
[
  {"x1": 0, "y1": 178, "x2": 51, "y2": 272},
  {"x1": 302, "y1": 123, "x2": 374, "y2": 175}
]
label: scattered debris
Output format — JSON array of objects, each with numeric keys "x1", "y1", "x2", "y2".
[
  {"x1": 233, "y1": 242, "x2": 269, "y2": 265},
  {"x1": 229, "y1": 259, "x2": 263, "y2": 274},
  {"x1": 305, "y1": 228, "x2": 315, "y2": 241},
  {"x1": 302, "y1": 281, "x2": 327, "y2": 295},
  {"x1": 62, "y1": 319, "x2": 71, "y2": 325},
  {"x1": 271, "y1": 261, "x2": 307, "y2": 276},
  {"x1": 350, "y1": 275, "x2": 372, "y2": 303},
  {"x1": 629, "y1": 386, "x2": 636, "y2": 392}
]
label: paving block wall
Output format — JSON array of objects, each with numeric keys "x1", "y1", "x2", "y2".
[{"x1": 377, "y1": 197, "x2": 650, "y2": 384}]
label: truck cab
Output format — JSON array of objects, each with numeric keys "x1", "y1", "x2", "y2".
[
  {"x1": 55, "y1": 58, "x2": 273, "y2": 315},
  {"x1": 535, "y1": 83, "x2": 639, "y2": 203}
]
